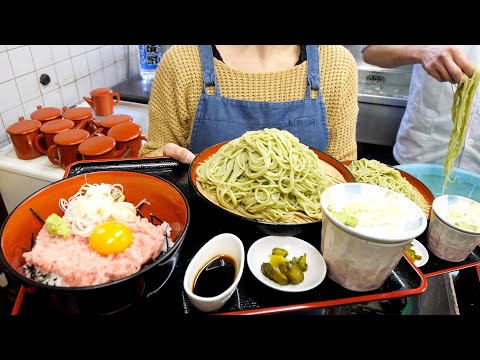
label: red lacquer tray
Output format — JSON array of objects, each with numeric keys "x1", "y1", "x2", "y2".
[{"x1": 11, "y1": 157, "x2": 428, "y2": 315}]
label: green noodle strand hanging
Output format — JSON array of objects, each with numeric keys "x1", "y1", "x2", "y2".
[{"x1": 444, "y1": 67, "x2": 480, "y2": 189}]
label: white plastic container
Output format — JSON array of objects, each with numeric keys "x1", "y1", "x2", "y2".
[
  {"x1": 320, "y1": 183, "x2": 427, "y2": 292},
  {"x1": 427, "y1": 195, "x2": 480, "y2": 262}
]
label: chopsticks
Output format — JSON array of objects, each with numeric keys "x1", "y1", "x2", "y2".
[{"x1": 324, "y1": 173, "x2": 345, "y2": 185}]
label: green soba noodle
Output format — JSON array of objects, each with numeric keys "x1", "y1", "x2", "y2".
[
  {"x1": 444, "y1": 67, "x2": 480, "y2": 188},
  {"x1": 196, "y1": 128, "x2": 337, "y2": 223},
  {"x1": 347, "y1": 158, "x2": 431, "y2": 216}
]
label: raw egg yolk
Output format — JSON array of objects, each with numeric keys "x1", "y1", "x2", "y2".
[{"x1": 89, "y1": 221, "x2": 133, "y2": 255}]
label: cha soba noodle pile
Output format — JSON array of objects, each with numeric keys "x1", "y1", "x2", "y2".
[
  {"x1": 195, "y1": 128, "x2": 339, "y2": 223},
  {"x1": 347, "y1": 158, "x2": 431, "y2": 217},
  {"x1": 22, "y1": 182, "x2": 172, "y2": 287},
  {"x1": 444, "y1": 67, "x2": 480, "y2": 188}
]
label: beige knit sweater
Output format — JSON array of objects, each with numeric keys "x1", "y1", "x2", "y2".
[{"x1": 139, "y1": 45, "x2": 358, "y2": 161}]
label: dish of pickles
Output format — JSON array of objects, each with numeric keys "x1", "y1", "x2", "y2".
[
  {"x1": 405, "y1": 239, "x2": 429, "y2": 267},
  {"x1": 247, "y1": 235, "x2": 327, "y2": 292}
]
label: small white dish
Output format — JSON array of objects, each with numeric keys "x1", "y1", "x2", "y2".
[
  {"x1": 247, "y1": 235, "x2": 326, "y2": 292},
  {"x1": 408, "y1": 239, "x2": 429, "y2": 267},
  {"x1": 183, "y1": 233, "x2": 245, "y2": 313}
]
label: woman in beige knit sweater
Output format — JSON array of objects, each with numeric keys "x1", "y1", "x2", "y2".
[{"x1": 139, "y1": 45, "x2": 358, "y2": 163}]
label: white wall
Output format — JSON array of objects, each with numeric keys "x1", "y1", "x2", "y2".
[{"x1": 0, "y1": 45, "x2": 140, "y2": 149}]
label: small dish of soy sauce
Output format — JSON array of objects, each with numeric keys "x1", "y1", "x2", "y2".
[{"x1": 183, "y1": 233, "x2": 245, "y2": 313}]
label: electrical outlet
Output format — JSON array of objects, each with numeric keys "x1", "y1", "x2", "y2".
[{"x1": 366, "y1": 74, "x2": 385, "y2": 84}]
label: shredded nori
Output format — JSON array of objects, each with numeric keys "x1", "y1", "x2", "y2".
[
  {"x1": 29, "y1": 208, "x2": 45, "y2": 223},
  {"x1": 150, "y1": 213, "x2": 164, "y2": 225}
]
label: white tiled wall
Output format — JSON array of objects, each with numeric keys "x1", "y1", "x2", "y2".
[{"x1": 0, "y1": 45, "x2": 140, "y2": 150}]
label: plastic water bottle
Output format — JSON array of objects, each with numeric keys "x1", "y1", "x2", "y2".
[{"x1": 138, "y1": 45, "x2": 162, "y2": 80}]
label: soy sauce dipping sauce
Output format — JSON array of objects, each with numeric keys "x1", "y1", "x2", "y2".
[{"x1": 193, "y1": 255, "x2": 236, "y2": 297}]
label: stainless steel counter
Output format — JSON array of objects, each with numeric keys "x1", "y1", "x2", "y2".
[
  {"x1": 356, "y1": 101, "x2": 405, "y2": 147},
  {"x1": 345, "y1": 45, "x2": 413, "y2": 147},
  {"x1": 112, "y1": 74, "x2": 152, "y2": 104},
  {"x1": 356, "y1": 66, "x2": 410, "y2": 147}
]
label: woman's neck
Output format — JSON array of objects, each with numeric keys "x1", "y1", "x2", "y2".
[{"x1": 215, "y1": 45, "x2": 300, "y2": 73}]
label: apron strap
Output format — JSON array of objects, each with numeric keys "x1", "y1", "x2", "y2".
[
  {"x1": 305, "y1": 45, "x2": 322, "y2": 99},
  {"x1": 198, "y1": 45, "x2": 221, "y2": 95}
]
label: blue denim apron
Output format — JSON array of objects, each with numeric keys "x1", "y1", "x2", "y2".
[{"x1": 189, "y1": 45, "x2": 329, "y2": 153}]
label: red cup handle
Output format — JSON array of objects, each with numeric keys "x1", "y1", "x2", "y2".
[
  {"x1": 73, "y1": 119, "x2": 88, "y2": 130},
  {"x1": 117, "y1": 146, "x2": 131, "y2": 158},
  {"x1": 141, "y1": 135, "x2": 148, "y2": 141},
  {"x1": 88, "y1": 127, "x2": 104, "y2": 137},
  {"x1": 112, "y1": 92, "x2": 120, "y2": 106},
  {"x1": 47, "y1": 145, "x2": 61, "y2": 167},
  {"x1": 34, "y1": 133, "x2": 47, "y2": 155},
  {"x1": 88, "y1": 117, "x2": 101, "y2": 129}
]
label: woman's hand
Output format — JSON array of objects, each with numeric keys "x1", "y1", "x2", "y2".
[
  {"x1": 162, "y1": 143, "x2": 196, "y2": 164},
  {"x1": 420, "y1": 45, "x2": 474, "y2": 84}
]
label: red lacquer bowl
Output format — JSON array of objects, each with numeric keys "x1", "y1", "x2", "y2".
[{"x1": 0, "y1": 170, "x2": 190, "y2": 314}]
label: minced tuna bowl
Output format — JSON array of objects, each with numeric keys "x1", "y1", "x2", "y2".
[
  {"x1": 21, "y1": 181, "x2": 174, "y2": 287},
  {"x1": 23, "y1": 218, "x2": 172, "y2": 287}
]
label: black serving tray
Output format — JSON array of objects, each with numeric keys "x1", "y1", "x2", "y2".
[
  {"x1": 13, "y1": 157, "x2": 428, "y2": 315},
  {"x1": 414, "y1": 228, "x2": 480, "y2": 277}
]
